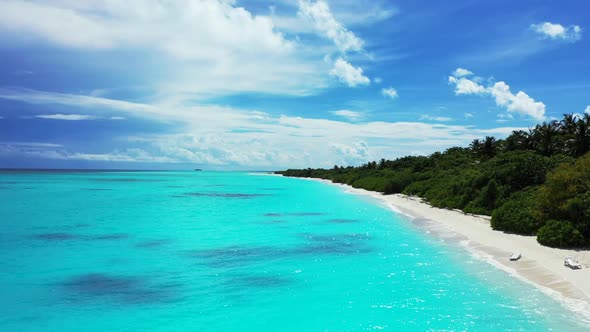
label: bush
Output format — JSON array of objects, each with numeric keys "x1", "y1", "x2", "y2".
[
  {"x1": 547, "y1": 154, "x2": 574, "y2": 170},
  {"x1": 462, "y1": 180, "x2": 503, "y2": 215},
  {"x1": 538, "y1": 152, "x2": 590, "y2": 241},
  {"x1": 403, "y1": 180, "x2": 431, "y2": 196},
  {"x1": 484, "y1": 151, "x2": 549, "y2": 193},
  {"x1": 564, "y1": 192, "x2": 590, "y2": 237},
  {"x1": 536, "y1": 220, "x2": 585, "y2": 248},
  {"x1": 383, "y1": 171, "x2": 414, "y2": 194},
  {"x1": 351, "y1": 176, "x2": 389, "y2": 192},
  {"x1": 492, "y1": 189, "x2": 541, "y2": 235}
]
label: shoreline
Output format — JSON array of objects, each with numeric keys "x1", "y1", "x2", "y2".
[{"x1": 305, "y1": 177, "x2": 590, "y2": 320}]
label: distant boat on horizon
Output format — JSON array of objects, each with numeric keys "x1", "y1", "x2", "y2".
[{"x1": 194, "y1": 168, "x2": 203, "y2": 171}]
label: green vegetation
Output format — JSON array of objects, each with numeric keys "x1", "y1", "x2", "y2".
[
  {"x1": 277, "y1": 114, "x2": 590, "y2": 249},
  {"x1": 537, "y1": 220, "x2": 584, "y2": 248},
  {"x1": 491, "y1": 188, "x2": 541, "y2": 235}
]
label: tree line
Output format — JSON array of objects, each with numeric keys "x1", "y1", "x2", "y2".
[{"x1": 277, "y1": 113, "x2": 590, "y2": 249}]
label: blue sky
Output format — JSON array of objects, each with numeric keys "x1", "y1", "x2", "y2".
[{"x1": 0, "y1": 0, "x2": 588, "y2": 170}]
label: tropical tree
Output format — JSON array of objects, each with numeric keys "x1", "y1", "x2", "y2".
[
  {"x1": 565, "y1": 116, "x2": 590, "y2": 156},
  {"x1": 482, "y1": 136, "x2": 497, "y2": 158},
  {"x1": 532, "y1": 121, "x2": 560, "y2": 156},
  {"x1": 560, "y1": 113, "x2": 577, "y2": 135},
  {"x1": 470, "y1": 137, "x2": 497, "y2": 159},
  {"x1": 538, "y1": 152, "x2": 590, "y2": 245},
  {"x1": 504, "y1": 130, "x2": 531, "y2": 151},
  {"x1": 470, "y1": 139, "x2": 482, "y2": 158}
]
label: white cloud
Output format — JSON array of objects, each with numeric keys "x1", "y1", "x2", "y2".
[
  {"x1": 0, "y1": 1, "x2": 388, "y2": 98},
  {"x1": 489, "y1": 82, "x2": 545, "y2": 120},
  {"x1": 0, "y1": 1, "x2": 331, "y2": 98},
  {"x1": 0, "y1": 88, "x2": 157, "y2": 117},
  {"x1": 374, "y1": 77, "x2": 383, "y2": 84},
  {"x1": 35, "y1": 114, "x2": 98, "y2": 120},
  {"x1": 331, "y1": 4, "x2": 395, "y2": 27},
  {"x1": 448, "y1": 75, "x2": 487, "y2": 95},
  {"x1": 464, "y1": 113, "x2": 474, "y2": 118},
  {"x1": 448, "y1": 69, "x2": 546, "y2": 121},
  {"x1": 275, "y1": 1, "x2": 394, "y2": 34},
  {"x1": 296, "y1": 1, "x2": 370, "y2": 90},
  {"x1": 59, "y1": 149, "x2": 176, "y2": 163},
  {"x1": 136, "y1": 118, "x2": 523, "y2": 168},
  {"x1": 1, "y1": 2, "x2": 533, "y2": 168},
  {"x1": 1, "y1": 87, "x2": 529, "y2": 168},
  {"x1": 0, "y1": 143, "x2": 176, "y2": 163},
  {"x1": 330, "y1": 58, "x2": 370, "y2": 87},
  {"x1": 381, "y1": 87, "x2": 398, "y2": 99},
  {"x1": 330, "y1": 110, "x2": 362, "y2": 120},
  {"x1": 298, "y1": 0, "x2": 364, "y2": 53},
  {"x1": 496, "y1": 113, "x2": 514, "y2": 123},
  {"x1": 0, "y1": 0, "x2": 292, "y2": 56},
  {"x1": 331, "y1": 141, "x2": 371, "y2": 165},
  {"x1": 419, "y1": 115, "x2": 453, "y2": 122},
  {"x1": 0, "y1": 142, "x2": 63, "y2": 148},
  {"x1": 531, "y1": 22, "x2": 582, "y2": 41},
  {"x1": 585, "y1": 106, "x2": 590, "y2": 115},
  {"x1": 452, "y1": 68, "x2": 473, "y2": 77},
  {"x1": 30, "y1": 113, "x2": 126, "y2": 121}
]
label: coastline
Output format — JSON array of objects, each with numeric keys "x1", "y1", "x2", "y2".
[{"x1": 305, "y1": 177, "x2": 590, "y2": 319}]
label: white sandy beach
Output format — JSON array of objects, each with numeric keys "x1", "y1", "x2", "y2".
[{"x1": 309, "y1": 178, "x2": 590, "y2": 318}]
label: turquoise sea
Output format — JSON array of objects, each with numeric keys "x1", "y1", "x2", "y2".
[{"x1": 0, "y1": 170, "x2": 588, "y2": 331}]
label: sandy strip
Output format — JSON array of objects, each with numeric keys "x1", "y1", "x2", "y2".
[{"x1": 304, "y1": 178, "x2": 590, "y2": 318}]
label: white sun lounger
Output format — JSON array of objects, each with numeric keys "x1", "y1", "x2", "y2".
[{"x1": 564, "y1": 257, "x2": 582, "y2": 269}]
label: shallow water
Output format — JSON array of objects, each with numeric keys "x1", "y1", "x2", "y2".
[{"x1": 0, "y1": 170, "x2": 587, "y2": 331}]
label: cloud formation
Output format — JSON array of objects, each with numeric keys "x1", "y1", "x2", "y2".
[
  {"x1": 298, "y1": 0, "x2": 364, "y2": 53},
  {"x1": 448, "y1": 69, "x2": 546, "y2": 120},
  {"x1": 330, "y1": 58, "x2": 370, "y2": 87},
  {"x1": 381, "y1": 87, "x2": 398, "y2": 99},
  {"x1": 31, "y1": 114, "x2": 125, "y2": 121},
  {"x1": 0, "y1": 0, "x2": 292, "y2": 56},
  {"x1": 496, "y1": 113, "x2": 514, "y2": 123},
  {"x1": 531, "y1": 22, "x2": 582, "y2": 41},
  {"x1": 330, "y1": 110, "x2": 362, "y2": 121},
  {"x1": 297, "y1": 0, "x2": 373, "y2": 90},
  {"x1": 0, "y1": 88, "x2": 526, "y2": 168},
  {"x1": 0, "y1": 1, "x2": 330, "y2": 98},
  {"x1": 0, "y1": 88, "x2": 154, "y2": 113},
  {"x1": 35, "y1": 114, "x2": 98, "y2": 121},
  {"x1": 419, "y1": 115, "x2": 453, "y2": 122},
  {"x1": 489, "y1": 82, "x2": 545, "y2": 121},
  {"x1": 452, "y1": 68, "x2": 473, "y2": 77},
  {"x1": 448, "y1": 76, "x2": 486, "y2": 95},
  {"x1": 2, "y1": 2, "x2": 571, "y2": 169},
  {"x1": 0, "y1": 143, "x2": 175, "y2": 163}
]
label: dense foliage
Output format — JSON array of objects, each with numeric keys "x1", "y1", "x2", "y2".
[
  {"x1": 491, "y1": 188, "x2": 541, "y2": 235},
  {"x1": 277, "y1": 114, "x2": 590, "y2": 248},
  {"x1": 537, "y1": 220, "x2": 585, "y2": 248}
]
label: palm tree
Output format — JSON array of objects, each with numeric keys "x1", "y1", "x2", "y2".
[
  {"x1": 567, "y1": 117, "x2": 590, "y2": 156},
  {"x1": 470, "y1": 139, "x2": 483, "y2": 158},
  {"x1": 505, "y1": 130, "x2": 531, "y2": 151},
  {"x1": 470, "y1": 137, "x2": 497, "y2": 159},
  {"x1": 560, "y1": 113, "x2": 577, "y2": 135},
  {"x1": 482, "y1": 136, "x2": 497, "y2": 158},
  {"x1": 532, "y1": 121, "x2": 560, "y2": 156}
]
